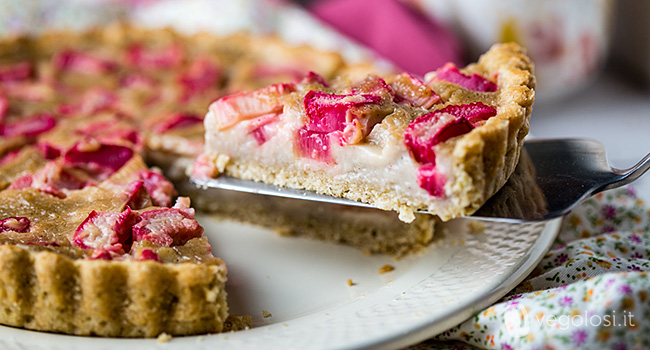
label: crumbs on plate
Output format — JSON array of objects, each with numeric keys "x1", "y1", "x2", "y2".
[
  {"x1": 378, "y1": 264, "x2": 395, "y2": 274},
  {"x1": 157, "y1": 332, "x2": 172, "y2": 343}
]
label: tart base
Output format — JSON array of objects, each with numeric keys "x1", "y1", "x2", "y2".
[{"x1": 0, "y1": 244, "x2": 228, "y2": 337}]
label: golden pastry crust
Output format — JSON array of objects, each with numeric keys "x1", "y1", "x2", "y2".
[
  {"x1": 0, "y1": 244, "x2": 227, "y2": 337},
  {"x1": 427, "y1": 42, "x2": 536, "y2": 220}
]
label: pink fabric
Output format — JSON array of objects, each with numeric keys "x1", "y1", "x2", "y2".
[{"x1": 308, "y1": 0, "x2": 463, "y2": 76}]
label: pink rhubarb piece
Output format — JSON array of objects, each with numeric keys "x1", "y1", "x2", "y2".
[
  {"x1": 53, "y1": 50, "x2": 117, "y2": 75},
  {"x1": 208, "y1": 83, "x2": 295, "y2": 130},
  {"x1": 126, "y1": 44, "x2": 184, "y2": 69},
  {"x1": 0, "y1": 217, "x2": 30, "y2": 233},
  {"x1": 0, "y1": 113, "x2": 56, "y2": 138},
  {"x1": 152, "y1": 113, "x2": 203, "y2": 133},
  {"x1": 432, "y1": 63, "x2": 497, "y2": 92},
  {"x1": 296, "y1": 89, "x2": 387, "y2": 162},
  {"x1": 132, "y1": 202, "x2": 203, "y2": 247},
  {"x1": 72, "y1": 207, "x2": 137, "y2": 254},
  {"x1": 404, "y1": 102, "x2": 497, "y2": 196},
  {"x1": 0, "y1": 62, "x2": 32, "y2": 82},
  {"x1": 391, "y1": 72, "x2": 441, "y2": 109},
  {"x1": 63, "y1": 142, "x2": 134, "y2": 180}
]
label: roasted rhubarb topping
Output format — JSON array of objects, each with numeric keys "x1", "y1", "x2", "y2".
[
  {"x1": 80, "y1": 88, "x2": 119, "y2": 114},
  {"x1": 296, "y1": 87, "x2": 391, "y2": 162},
  {"x1": 0, "y1": 149, "x2": 19, "y2": 166},
  {"x1": 2, "y1": 81, "x2": 52, "y2": 101},
  {"x1": 89, "y1": 249, "x2": 113, "y2": 260},
  {"x1": 126, "y1": 44, "x2": 184, "y2": 69},
  {"x1": 437, "y1": 102, "x2": 498, "y2": 127},
  {"x1": 138, "y1": 170, "x2": 176, "y2": 207},
  {"x1": 63, "y1": 142, "x2": 134, "y2": 180},
  {"x1": 208, "y1": 83, "x2": 295, "y2": 130},
  {"x1": 75, "y1": 121, "x2": 142, "y2": 149},
  {"x1": 178, "y1": 58, "x2": 221, "y2": 100},
  {"x1": 405, "y1": 102, "x2": 497, "y2": 196},
  {"x1": 152, "y1": 113, "x2": 203, "y2": 133},
  {"x1": 431, "y1": 63, "x2": 497, "y2": 92},
  {"x1": 132, "y1": 199, "x2": 203, "y2": 247},
  {"x1": 53, "y1": 50, "x2": 117, "y2": 75},
  {"x1": 123, "y1": 180, "x2": 151, "y2": 210},
  {"x1": 71, "y1": 198, "x2": 202, "y2": 260},
  {"x1": 416, "y1": 164, "x2": 447, "y2": 198},
  {"x1": 137, "y1": 248, "x2": 161, "y2": 262},
  {"x1": 303, "y1": 91, "x2": 382, "y2": 134},
  {"x1": 300, "y1": 71, "x2": 329, "y2": 87},
  {"x1": 390, "y1": 72, "x2": 441, "y2": 109},
  {"x1": 0, "y1": 62, "x2": 32, "y2": 82},
  {"x1": 36, "y1": 143, "x2": 62, "y2": 160},
  {"x1": 8, "y1": 162, "x2": 90, "y2": 198},
  {"x1": 247, "y1": 113, "x2": 278, "y2": 145},
  {"x1": 0, "y1": 113, "x2": 56, "y2": 138},
  {"x1": 350, "y1": 76, "x2": 395, "y2": 98},
  {"x1": 405, "y1": 113, "x2": 471, "y2": 165},
  {"x1": 0, "y1": 217, "x2": 30, "y2": 233},
  {"x1": 191, "y1": 153, "x2": 219, "y2": 180},
  {"x1": 296, "y1": 129, "x2": 332, "y2": 162},
  {"x1": 120, "y1": 73, "x2": 157, "y2": 89},
  {"x1": 0, "y1": 95, "x2": 8, "y2": 124},
  {"x1": 73, "y1": 207, "x2": 136, "y2": 254}
]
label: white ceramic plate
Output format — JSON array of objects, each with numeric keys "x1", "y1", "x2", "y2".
[{"x1": 0, "y1": 217, "x2": 561, "y2": 350}]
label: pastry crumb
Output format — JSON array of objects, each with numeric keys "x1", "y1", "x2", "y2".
[
  {"x1": 346, "y1": 278, "x2": 356, "y2": 286},
  {"x1": 262, "y1": 310, "x2": 272, "y2": 318},
  {"x1": 157, "y1": 332, "x2": 172, "y2": 343},
  {"x1": 378, "y1": 264, "x2": 395, "y2": 274},
  {"x1": 223, "y1": 314, "x2": 253, "y2": 332},
  {"x1": 398, "y1": 208, "x2": 416, "y2": 223}
]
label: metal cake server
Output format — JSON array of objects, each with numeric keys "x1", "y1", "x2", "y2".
[{"x1": 191, "y1": 139, "x2": 650, "y2": 223}]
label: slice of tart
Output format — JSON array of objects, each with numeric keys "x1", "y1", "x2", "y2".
[{"x1": 197, "y1": 43, "x2": 535, "y2": 222}]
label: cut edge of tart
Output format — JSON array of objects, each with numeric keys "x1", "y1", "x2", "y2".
[{"x1": 198, "y1": 43, "x2": 535, "y2": 222}]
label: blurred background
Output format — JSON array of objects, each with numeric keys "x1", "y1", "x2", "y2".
[{"x1": 2, "y1": 0, "x2": 649, "y2": 196}]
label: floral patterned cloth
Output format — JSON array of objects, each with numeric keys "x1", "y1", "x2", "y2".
[{"x1": 412, "y1": 187, "x2": 650, "y2": 350}]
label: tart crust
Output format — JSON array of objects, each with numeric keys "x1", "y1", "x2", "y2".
[{"x1": 0, "y1": 244, "x2": 227, "y2": 337}]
